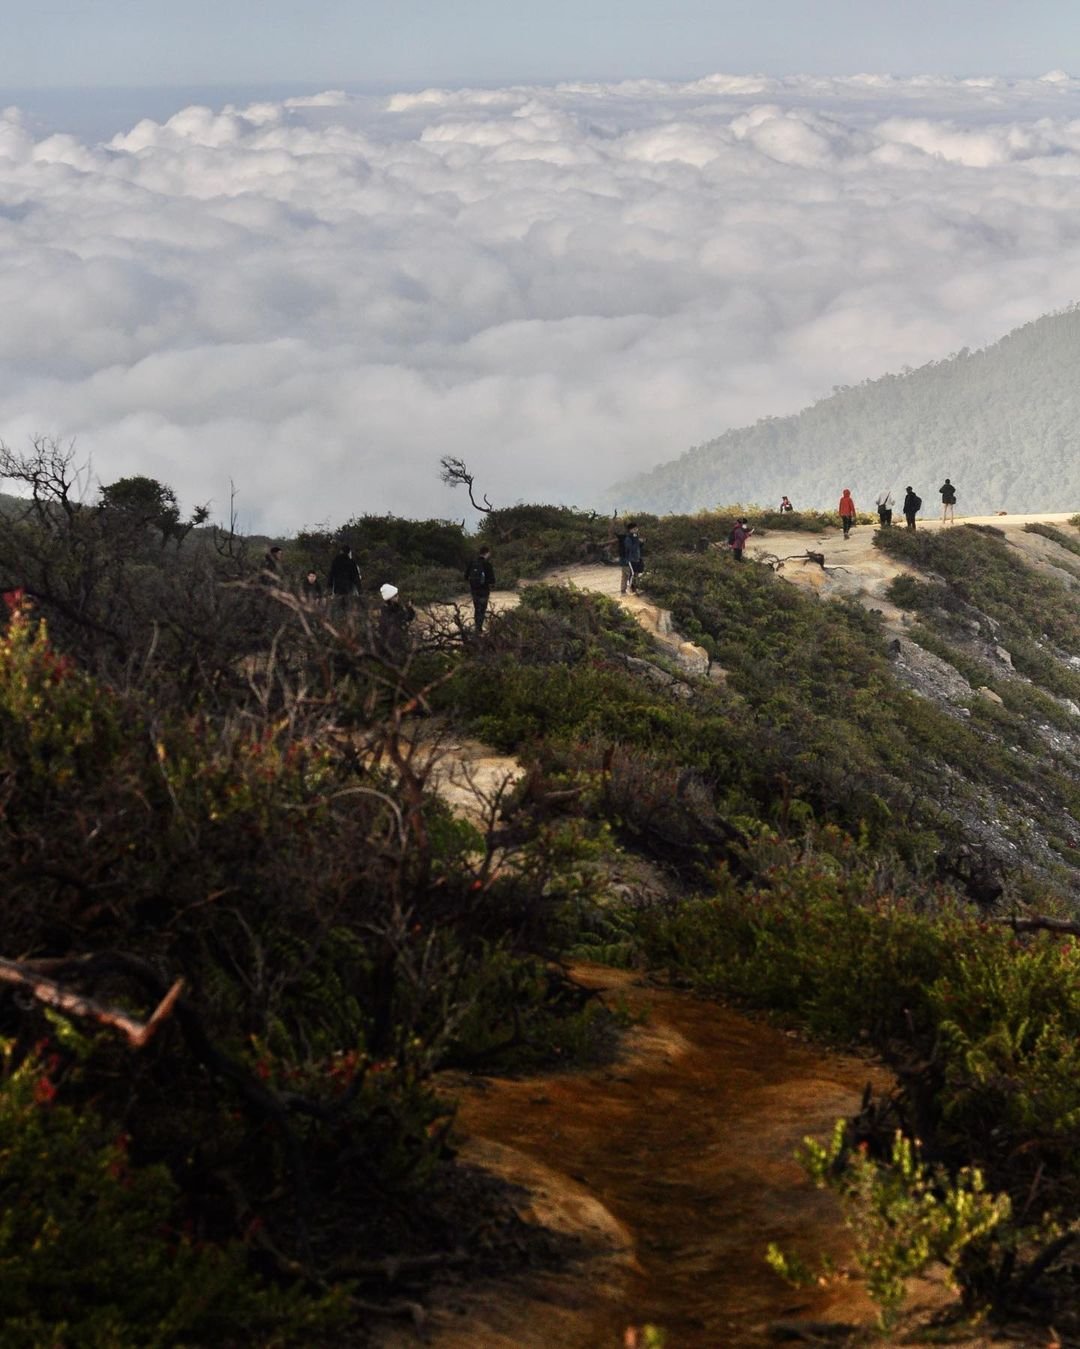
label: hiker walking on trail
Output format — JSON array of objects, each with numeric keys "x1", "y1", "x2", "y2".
[
  {"x1": 939, "y1": 478, "x2": 957, "y2": 525},
  {"x1": 729, "y1": 517, "x2": 753, "y2": 561},
  {"x1": 875, "y1": 490, "x2": 894, "y2": 528},
  {"x1": 465, "y1": 545, "x2": 495, "y2": 633},
  {"x1": 902, "y1": 487, "x2": 922, "y2": 531},
  {"x1": 328, "y1": 544, "x2": 362, "y2": 601},
  {"x1": 838, "y1": 489, "x2": 856, "y2": 539},
  {"x1": 616, "y1": 522, "x2": 645, "y2": 595}
]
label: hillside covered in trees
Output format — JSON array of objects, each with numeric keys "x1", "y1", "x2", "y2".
[
  {"x1": 5, "y1": 441, "x2": 1080, "y2": 1343},
  {"x1": 614, "y1": 304, "x2": 1080, "y2": 516}
]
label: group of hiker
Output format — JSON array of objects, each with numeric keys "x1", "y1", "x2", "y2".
[
  {"x1": 261, "y1": 474, "x2": 961, "y2": 641},
  {"x1": 868, "y1": 478, "x2": 957, "y2": 534},
  {"x1": 262, "y1": 540, "x2": 495, "y2": 639}
]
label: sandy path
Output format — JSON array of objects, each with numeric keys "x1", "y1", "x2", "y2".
[{"x1": 745, "y1": 511, "x2": 1080, "y2": 623}]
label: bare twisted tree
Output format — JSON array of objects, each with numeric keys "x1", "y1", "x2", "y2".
[{"x1": 438, "y1": 455, "x2": 495, "y2": 513}]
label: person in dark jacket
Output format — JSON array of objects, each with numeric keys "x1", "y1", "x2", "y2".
[
  {"x1": 328, "y1": 545, "x2": 361, "y2": 601},
  {"x1": 616, "y1": 522, "x2": 645, "y2": 594},
  {"x1": 464, "y1": 546, "x2": 495, "y2": 633},
  {"x1": 939, "y1": 478, "x2": 957, "y2": 525},
  {"x1": 902, "y1": 487, "x2": 921, "y2": 531},
  {"x1": 262, "y1": 545, "x2": 283, "y2": 576},
  {"x1": 301, "y1": 568, "x2": 323, "y2": 602},
  {"x1": 779, "y1": 495, "x2": 794, "y2": 514},
  {"x1": 377, "y1": 583, "x2": 415, "y2": 655}
]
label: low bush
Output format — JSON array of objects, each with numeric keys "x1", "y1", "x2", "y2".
[
  {"x1": 0, "y1": 1040, "x2": 346, "y2": 1347},
  {"x1": 0, "y1": 587, "x2": 622, "y2": 1335},
  {"x1": 1026, "y1": 521, "x2": 1080, "y2": 561}
]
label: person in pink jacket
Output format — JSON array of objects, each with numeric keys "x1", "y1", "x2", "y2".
[{"x1": 838, "y1": 489, "x2": 856, "y2": 539}]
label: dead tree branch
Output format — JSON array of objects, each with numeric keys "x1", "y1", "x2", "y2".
[
  {"x1": 996, "y1": 915, "x2": 1080, "y2": 939},
  {"x1": 0, "y1": 957, "x2": 183, "y2": 1049}
]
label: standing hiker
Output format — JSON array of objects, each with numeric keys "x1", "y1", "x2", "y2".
[
  {"x1": 939, "y1": 478, "x2": 957, "y2": 525},
  {"x1": 464, "y1": 545, "x2": 495, "y2": 633},
  {"x1": 616, "y1": 522, "x2": 645, "y2": 595},
  {"x1": 902, "y1": 486, "x2": 922, "y2": 531},
  {"x1": 779, "y1": 495, "x2": 794, "y2": 514},
  {"x1": 838, "y1": 489, "x2": 857, "y2": 539},
  {"x1": 729, "y1": 517, "x2": 753, "y2": 561},
  {"x1": 377, "y1": 583, "x2": 416, "y2": 655},
  {"x1": 328, "y1": 544, "x2": 362, "y2": 602},
  {"x1": 875, "y1": 490, "x2": 895, "y2": 528},
  {"x1": 301, "y1": 568, "x2": 323, "y2": 602}
]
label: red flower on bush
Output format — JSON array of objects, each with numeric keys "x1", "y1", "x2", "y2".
[{"x1": 33, "y1": 1074, "x2": 58, "y2": 1105}]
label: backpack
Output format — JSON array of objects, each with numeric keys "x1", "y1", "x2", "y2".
[
  {"x1": 911, "y1": 495, "x2": 923, "y2": 513},
  {"x1": 465, "y1": 558, "x2": 488, "y2": 589},
  {"x1": 727, "y1": 526, "x2": 738, "y2": 545}
]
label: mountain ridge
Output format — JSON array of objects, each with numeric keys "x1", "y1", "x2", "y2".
[{"x1": 613, "y1": 304, "x2": 1080, "y2": 516}]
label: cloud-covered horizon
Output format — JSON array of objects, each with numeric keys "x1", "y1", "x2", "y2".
[{"x1": 3, "y1": 71, "x2": 1080, "y2": 531}]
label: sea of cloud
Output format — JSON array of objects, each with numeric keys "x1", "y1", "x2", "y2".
[{"x1": 3, "y1": 71, "x2": 1080, "y2": 530}]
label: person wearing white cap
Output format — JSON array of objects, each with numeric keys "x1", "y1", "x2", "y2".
[{"x1": 377, "y1": 583, "x2": 415, "y2": 654}]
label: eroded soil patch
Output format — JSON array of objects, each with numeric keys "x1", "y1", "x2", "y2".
[{"x1": 395, "y1": 965, "x2": 894, "y2": 1348}]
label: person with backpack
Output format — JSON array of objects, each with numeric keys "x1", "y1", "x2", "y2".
[
  {"x1": 875, "y1": 489, "x2": 895, "y2": 528},
  {"x1": 903, "y1": 487, "x2": 922, "y2": 531},
  {"x1": 838, "y1": 489, "x2": 856, "y2": 539},
  {"x1": 616, "y1": 522, "x2": 645, "y2": 595},
  {"x1": 939, "y1": 478, "x2": 957, "y2": 525},
  {"x1": 464, "y1": 545, "x2": 495, "y2": 633},
  {"x1": 728, "y1": 517, "x2": 753, "y2": 561},
  {"x1": 328, "y1": 544, "x2": 362, "y2": 602}
]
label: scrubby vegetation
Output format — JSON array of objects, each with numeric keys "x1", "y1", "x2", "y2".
[
  {"x1": 5, "y1": 441, "x2": 1080, "y2": 1340},
  {"x1": 0, "y1": 445, "x2": 626, "y2": 1343},
  {"x1": 436, "y1": 518, "x2": 1080, "y2": 1330}
]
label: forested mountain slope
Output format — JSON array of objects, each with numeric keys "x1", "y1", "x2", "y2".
[{"x1": 614, "y1": 305, "x2": 1080, "y2": 515}]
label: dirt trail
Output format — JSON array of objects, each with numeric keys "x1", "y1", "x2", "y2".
[
  {"x1": 746, "y1": 511, "x2": 1080, "y2": 624},
  {"x1": 459, "y1": 513, "x2": 1080, "y2": 652},
  {"x1": 381, "y1": 967, "x2": 900, "y2": 1349},
  {"x1": 398, "y1": 521, "x2": 1079, "y2": 1346}
]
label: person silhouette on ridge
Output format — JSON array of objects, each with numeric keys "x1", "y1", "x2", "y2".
[
  {"x1": 903, "y1": 487, "x2": 922, "y2": 531},
  {"x1": 939, "y1": 478, "x2": 957, "y2": 525}
]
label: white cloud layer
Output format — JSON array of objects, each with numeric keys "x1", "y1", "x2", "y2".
[{"x1": 4, "y1": 72, "x2": 1080, "y2": 529}]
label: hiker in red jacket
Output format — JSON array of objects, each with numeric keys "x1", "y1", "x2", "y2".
[{"x1": 838, "y1": 489, "x2": 856, "y2": 540}]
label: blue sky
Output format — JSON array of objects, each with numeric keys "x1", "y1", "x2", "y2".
[{"x1": 2, "y1": 0, "x2": 1075, "y2": 91}]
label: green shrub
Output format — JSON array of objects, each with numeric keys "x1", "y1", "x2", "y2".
[
  {"x1": 773, "y1": 1122, "x2": 1010, "y2": 1327},
  {"x1": 0, "y1": 1039, "x2": 345, "y2": 1347},
  {"x1": 1025, "y1": 522, "x2": 1080, "y2": 561}
]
